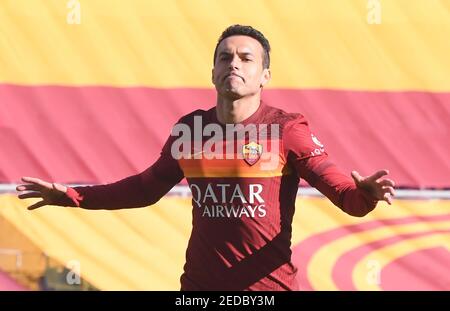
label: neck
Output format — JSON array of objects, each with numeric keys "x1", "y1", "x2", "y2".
[{"x1": 216, "y1": 93, "x2": 261, "y2": 124}]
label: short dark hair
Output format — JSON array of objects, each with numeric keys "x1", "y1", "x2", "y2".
[{"x1": 213, "y1": 24, "x2": 271, "y2": 69}]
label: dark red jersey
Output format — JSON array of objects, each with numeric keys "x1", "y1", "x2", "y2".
[{"x1": 58, "y1": 102, "x2": 378, "y2": 290}]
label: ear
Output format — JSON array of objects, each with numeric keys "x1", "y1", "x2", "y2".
[
  {"x1": 260, "y1": 68, "x2": 271, "y2": 88},
  {"x1": 211, "y1": 68, "x2": 215, "y2": 85}
]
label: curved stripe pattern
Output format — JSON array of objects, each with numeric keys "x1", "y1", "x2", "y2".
[
  {"x1": 291, "y1": 197, "x2": 450, "y2": 290},
  {"x1": 2, "y1": 194, "x2": 449, "y2": 290}
]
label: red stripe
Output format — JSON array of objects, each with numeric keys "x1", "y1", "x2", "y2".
[
  {"x1": 381, "y1": 246, "x2": 450, "y2": 290},
  {"x1": 1, "y1": 84, "x2": 448, "y2": 187},
  {"x1": 0, "y1": 270, "x2": 27, "y2": 291}
]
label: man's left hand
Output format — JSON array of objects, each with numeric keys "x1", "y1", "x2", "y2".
[{"x1": 351, "y1": 169, "x2": 396, "y2": 205}]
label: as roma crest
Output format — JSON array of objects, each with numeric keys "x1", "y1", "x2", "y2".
[{"x1": 242, "y1": 142, "x2": 263, "y2": 166}]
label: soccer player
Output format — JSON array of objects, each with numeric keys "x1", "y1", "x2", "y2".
[{"x1": 16, "y1": 25, "x2": 395, "y2": 291}]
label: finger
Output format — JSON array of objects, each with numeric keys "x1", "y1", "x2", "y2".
[
  {"x1": 384, "y1": 193, "x2": 393, "y2": 205},
  {"x1": 16, "y1": 184, "x2": 42, "y2": 192},
  {"x1": 351, "y1": 171, "x2": 363, "y2": 184},
  {"x1": 379, "y1": 179, "x2": 396, "y2": 188},
  {"x1": 383, "y1": 186, "x2": 396, "y2": 197},
  {"x1": 21, "y1": 177, "x2": 52, "y2": 189},
  {"x1": 52, "y1": 183, "x2": 67, "y2": 193},
  {"x1": 27, "y1": 200, "x2": 47, "y2": 210},
  {"x1": 367, "y1": 169, "x2": 389, "y2": 182},
  {"x1": 18, "y1": 192, "x2": 43, "y2": 199}
]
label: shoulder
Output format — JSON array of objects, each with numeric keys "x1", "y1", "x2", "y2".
[
  {"x1": 177, "y1": 108, "x2": 214, "y2": 126},
  {"x1": 263, "y1": 105, "x2": 326, "y2": 157},
  {"x1": 261, "y1": 104, "x2": 308, "y2": 132}
]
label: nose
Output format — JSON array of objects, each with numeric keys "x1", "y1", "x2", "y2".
[{"x1": 228, "y1": 55, "x2": 241, "y2": 70}]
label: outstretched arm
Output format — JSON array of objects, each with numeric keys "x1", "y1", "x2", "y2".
[
  {"x1": 17, "y1": 136, "x2": 184, "y2": 210},
  {"x1": 17, "y1": 158, "x2": 183, "y2": 210},
  {"x1": 294, "y1": 154, "x2": 395, "y2": 217},
  {"x1": 283, "y1": 115, "x2": 396, "y2": 217}
]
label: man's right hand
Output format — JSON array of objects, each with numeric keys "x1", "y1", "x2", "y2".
[{"x1": 16, "y1": 177, "x2": 67, "y2": 210}]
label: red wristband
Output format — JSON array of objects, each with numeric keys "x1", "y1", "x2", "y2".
[{"x1": 66, "y1": 187, "x2": 84, "y2": 207}]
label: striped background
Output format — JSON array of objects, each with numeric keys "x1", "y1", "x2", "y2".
[
  {"x1": 1, "y1": 0, "x2": 449, "y2": 290},
  {"x1": 1, "y1": 0, "x2": 449, "y2": 187}
]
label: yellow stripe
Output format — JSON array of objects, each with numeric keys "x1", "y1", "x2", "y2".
[
  {"x1": 1, "y1": 0, "x2": 449, "y2": 91},
  {"x1": 182, "y1": 170, "x2": 283, "y2": 178},
  {"x1": 0, "y1": 194, "x2": 192, "y2": 290}
]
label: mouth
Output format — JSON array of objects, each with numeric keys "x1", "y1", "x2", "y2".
[{"x1": 224, "y1": 73, "x2": 244, "y2": 82}]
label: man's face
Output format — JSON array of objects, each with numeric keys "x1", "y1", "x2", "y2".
[{"x1": 212, "y1": 35, "x2": 270, "y2": 100}]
